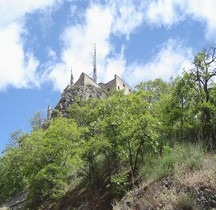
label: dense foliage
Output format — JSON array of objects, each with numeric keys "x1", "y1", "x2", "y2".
[{"x1": 0, "y1": 48, "x2": 216, "y2": 207}]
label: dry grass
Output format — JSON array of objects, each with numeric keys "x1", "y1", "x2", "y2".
[
  {"x1": 0, "y1": 207, "x2": 8, "y2": 210},
  {"x1": 113, "y1": 148, "x2": 216, "y2": 210}
]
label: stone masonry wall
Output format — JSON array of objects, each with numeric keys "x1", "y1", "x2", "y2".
[
  {"x1": 99, "y1": 75, "x2": 132, "y2": 94},
  {"x1": 74, "y1": 73, "x2": 100, "y2": 88}
]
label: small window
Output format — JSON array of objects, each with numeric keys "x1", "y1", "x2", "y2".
[
  {"x1": 107, "y1": 88, "x2": 110, "y2": 92},
  {"x1": 118, "y1": 86, "x2": 120, "y2": 90},
  {"x1": 123, "y1": 83, "x2": 125, "y2": 87},
  {"x1": 129, "y1": 89, "x2": 131, "y2": 92}
]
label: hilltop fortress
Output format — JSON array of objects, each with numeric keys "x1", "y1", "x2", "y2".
[
  {"x1": 74, "y1": 72, "x2": 132, "y2": 94},
  {"x1": 47, "y1": 46, "x2": 132, "y2": 119}
]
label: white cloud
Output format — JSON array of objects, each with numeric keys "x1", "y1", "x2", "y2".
[
  {"x1": 0, "y1": 0, "x2": 60, "y2": 91},
  {"x1": 146, "y1": 0, "x2": 184, "y2": 27},
  {"x1": 111, "y1": 1, "x2": 145, "y2": 39},
  {"x1": 146, "y1": 0, "x2": 216, "y2": 41},
  {"x1": 47, "y1": 1, "x2": 148, "y2": 91},
  {"x1": 103, "y1": 46, "x2": 126, "y2": 82},
  {"x1": 48, "y1": 64, "x2": 70, "y2": 91},
  {"x1": 48, "y1": 4, "x2": 114, "y2": 91},
  {"x1": 126, "y1": 40, "x2": 193, "y2": 86},
  {"x1": 47, "y1": 48, "x2": 57, "y2": 60},
  {"x1": 50, "y1": 1, "x2": 210, "y2": 92},
  {"x1": 1, "y1": 0, "x2": 215, "y2": 92},
  {"x1": 0, "y1": 0, "x2": 58, "y2": 28},
  {"x1": 0, "y1": 23, "x2": 39, "y2": 90},
  {"x1": 185, "y1": 0, "x2": 216, "y2": 40}
]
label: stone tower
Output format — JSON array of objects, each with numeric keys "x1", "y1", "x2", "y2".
[
  {"x1": 93, "y1": 44, "x2": 97, "y2": 83},
  {"x1": 70, "y1": 67, "x2": 74, "y2": 86}
]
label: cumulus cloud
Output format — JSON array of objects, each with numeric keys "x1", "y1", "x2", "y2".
[
  {"x1": 103, "y1": 46, "x2": 126, "y2": 82},
  {"x1": 185, "y1": 0, "x2": 216, "y2": 40},
  {"x1": 0, "y1": 0, "x2": 58, "y2": 28},
  {"x1": 126, "y1": 40, "x2": 193, "y2": 86},
  {"x1": 0, "y1": 23, "x2": 39, "y2": 90},
  {"x1": 48, "y1": 6, "x2": 193, "y2": 90},
  {"x1": 47, "y1": 1, "x2": 148, "y2": 91},
  {"x1": 47, "y1": 4, "x2": 113, "y2": 91},
  {"x1": 51, "y1": 0, "x2": 216, "y2": 91},
  {"x1": 3, "y1": 0, "x2": 214, "y2": 92},
  {"x1": 146, "y1": 0, "x2": 184, "y2": 27},
  {"x1": 146, "y1": 0, "x2": 216, "y2": 41},
  {"x1": 111, "y1": 1, "x2": 145, "y2": 39},
  {"x1": 0, "y1": 0, "x2": 60, "y2": 91}
]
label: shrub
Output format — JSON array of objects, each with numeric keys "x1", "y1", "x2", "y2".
[
  {"x1": 175, "y1": 143, "x2": 204, "y2": 172},
  {"x1": 140, "y1": 143, "x2": 205, "y2": 182},
  {"x1": 153, "y1": 148, "x2": 176, "y2": 181},
  {"x1": 111, "y1": 172, "x2": 128, "y2": 197},
  {"x1": 141, "y1": 146, "x2": 176, "y2": 181},
  {"x1": 29, "y1": 164, "x2": 67, "y2": 202}
]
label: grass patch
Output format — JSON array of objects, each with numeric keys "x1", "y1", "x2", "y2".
[
  {"x1": 140, "y1": 142, "x2": 205, "y2": 182},
  {"x1": 175, "y1": 193, "x2": 197, "y2": 210}
]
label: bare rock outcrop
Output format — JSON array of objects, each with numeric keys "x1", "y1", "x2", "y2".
[{"x1": 51, "y1": 84, "x2": 107, "y2": 118}]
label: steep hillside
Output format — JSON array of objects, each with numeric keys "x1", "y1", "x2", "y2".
[
  {"x1": 46, "y1": 144, "x2": 216, "y2": 210},
  {"x1": 113, "y1": 152, "x2": 216, "y2": 209},
  {"x1": 1, "y1": 49, "x2": 216, "y2": 210}
]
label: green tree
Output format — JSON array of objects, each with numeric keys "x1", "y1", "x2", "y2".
[
  {"x1": 74, "y1": 91, "x2": 160, "y2": 193},
  {"x1": 29, "y1": 112, "x2": 43, "y2": 131},
  {"x1": 166, "y1": 73, "x2": 198, "y2": 141},
  {"x1": 165, "y1": 48, "x2": 216, "y2": 147},
  {"x1": 191, "y1": 48, "x2": 216, "y2": 146},
  {"x1": 0, "y1": 148, "x2": 26, "y2": 204},
  {"x1": 136, "y1": 79, "x2": 171, "y2": 146},
  {"x1": 0, "y1": 117, "x2": 80, "y2": 204},
  {"x1": 135, "y1": 78, "x2": 170, "y2": 103},
  {"x1": 24, "y1": 117, "x2": 80, "y2": 201}
]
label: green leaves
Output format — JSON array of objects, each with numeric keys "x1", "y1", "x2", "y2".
[
  {"x1": 0, "y1": 117, "x2": 81, "y2": 204},
  {"x1": 77, "y1": 91, "x2": 160, "y2": 185},
  {"x1": 0, "y1": 147, "x2": 26, "y2": 203},
  {"x1": 29, "y1": 112, "x2": 43, "y2": 131},
  {"x1": 2, "y1": 49, "x2": 216, "y2": 206},
  {"x1": 29, "y1": 163, "x2": 67, "y2": 201},
  {"x1": 25, "y1": 118, "x2": 80, "y2": 201}
]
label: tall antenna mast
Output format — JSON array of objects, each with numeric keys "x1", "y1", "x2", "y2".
[{"x1": 93, "y1": 43, "x2": 97, "y2": 83}]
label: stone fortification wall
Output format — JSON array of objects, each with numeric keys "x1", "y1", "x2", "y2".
[
  {"x1": 74, "y1": 72, "x2": 100, "y2": 88},
  {"x1": 114, "y1": 75, "x2": 132, "y2": 94},
  {"x1": 99, "y1": 78, "x2": 116, "y2": 92},
  {"x1": 99, "y1": 75, "x2": 132, "y2": 94}
]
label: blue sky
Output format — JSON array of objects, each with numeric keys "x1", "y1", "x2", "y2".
[{"x1": 0, "y1": 0, "x2": 215, "y2": 153}]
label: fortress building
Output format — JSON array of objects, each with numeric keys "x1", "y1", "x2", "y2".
[
  {"x1": 74, "y1": 72, "x2": 132, "y2": 94},
  {"x1": 47, "y1": 46, "x2": 132, "y2": 119}
]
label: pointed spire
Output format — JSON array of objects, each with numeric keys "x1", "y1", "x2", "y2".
[
  {"x1": 93, "y1": 43, "x2": 97, "y2": 83},
  {"x1": 70, "y1": 67, "x2": 74, "y2": 86}
]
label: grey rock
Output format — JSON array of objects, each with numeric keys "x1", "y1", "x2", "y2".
[{"x1": 51, "y1": 84, "x2": 107, "y2": 119}]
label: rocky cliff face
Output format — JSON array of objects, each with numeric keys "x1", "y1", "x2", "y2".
[{"x1": 51, "y1": 84, "x2": 107, "y2": 118}]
